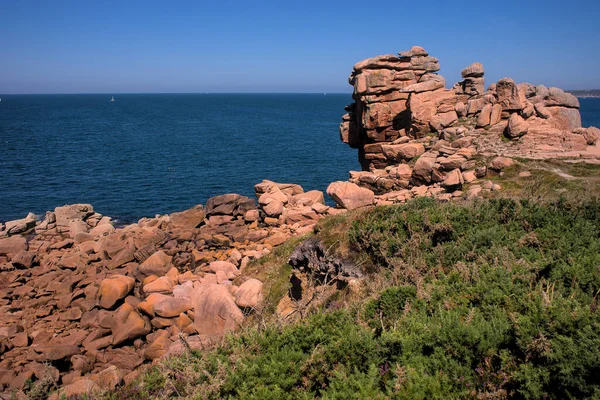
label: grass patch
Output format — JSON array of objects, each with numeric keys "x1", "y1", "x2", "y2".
[{"x1": 484, "y1": 160, "x2": 600, "y2": 201}]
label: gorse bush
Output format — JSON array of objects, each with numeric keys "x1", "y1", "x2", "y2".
[
  {"x1": 350, "y1": 198, "x2": 600, "y2": 398},
  {"x1": 121, "y1": 198, "x2": 600, "y2": 399}
]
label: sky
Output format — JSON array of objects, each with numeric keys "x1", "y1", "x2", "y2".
[{"x1": 0, "y1": 0, "x2": 599, "y2": 94}]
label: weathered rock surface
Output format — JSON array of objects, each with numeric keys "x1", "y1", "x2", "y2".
[
  {"x1": 335, "y1": 46, "x2": 599, "y2": 207},
  {"x1": 0, "y1": 179, "x2": 335, "y2": 396},
  {"x1": 193, "y1": 284, "x2": 244, "y2": 336},
  {"x1": 169, "y1": 205, "x2": 205, "y2": 229},
  {"x1": 235, "y1": 279, "x2": 264, "y2": 309},
  {"x1": 327, "y1": 181, "x2": 374, "y2": 210},
  {"x1": 99, "y1": 276, "x2": 135, "y2": 309}
]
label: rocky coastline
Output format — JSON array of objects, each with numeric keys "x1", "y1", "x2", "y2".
[
  {"x1": 0, "y1": 181, "x2": 348, "y2": 396},
  {"x1": 1, "y1": 45, "x2": 599, "y2": 398}
]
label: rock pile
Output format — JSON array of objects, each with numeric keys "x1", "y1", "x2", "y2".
[
  {"x1": 0, "y1": 181, "x2": 338, "y2": 395},
  {"x1": 333, "y1": 46, "x2": 600, "y2": 208}
]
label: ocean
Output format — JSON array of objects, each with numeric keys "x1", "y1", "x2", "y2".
[
  {"x1": 1, "y1": 95, "x2": 599, "y2": 223},
  {"x1": 0, "y1": 94, "x2": 358, "y2": 223}
]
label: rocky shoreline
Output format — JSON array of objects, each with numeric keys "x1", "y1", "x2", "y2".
[
  {"x1": 1, "y1": 45, "x2": 599, "y2": 398},
  {"x1": 0, "y1": 180, "x2": 354, "y2": 396}
]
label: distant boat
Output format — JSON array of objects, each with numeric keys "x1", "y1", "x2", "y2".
[
  {"x1": 324, "y1": 93, "x2": 327, "y2": 95},
  {"x1": 110, "y1": 96, "x2": 115, "y2": 102}
]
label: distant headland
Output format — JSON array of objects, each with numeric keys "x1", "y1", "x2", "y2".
[{"x1": 567, "y1": 89, "x2": 600, "y2": 98}]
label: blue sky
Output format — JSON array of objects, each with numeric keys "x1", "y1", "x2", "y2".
[{"x1": 1, "y1": 0, "x2": 599, "y2": 93}]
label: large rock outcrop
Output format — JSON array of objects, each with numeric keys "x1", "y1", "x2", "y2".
[
  {"x1": 334, "y1": 46, "x2": 600, "y2": 207},
  {"x1": 340, "y1": 46, "x2": 597, "y2": 172}
]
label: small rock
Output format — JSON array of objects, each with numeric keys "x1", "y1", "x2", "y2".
[
  {"x1": 138, "y1": 250, "x2": 173, "y2": 278},
  {"x1": 194, "y1": 284, "x2": 244, "y2": 336},
  {"x1": 489, "y1": 157, "x2": 514, "y2": 171},
  {"x1": 111, "y1": 303, "x2": 151, "y2": 346},
  {"x1": 235, "y1": 279, "x2": 264, "y2": 309},
  {"x1": 461, "y1": 62, "x2": 484, "y2": 78},
  {"x1": 441, "y1": 169, "x2": 464, "y2": 188},
  {"x1": 98, "y1": 275, "x2": 135, "y2": 309},
  {"x1": 154, "y1": 297, "x2": 192, "y2": 318},
  {"x1": 209, "y1": 261, "x2": 240, "y2": 276},
  {"x1": 0, "y1": 236, "x2": 28, "y2": 257},
  {"x1": 326, "y1": 181, "x2": 374, "y2": 210}
]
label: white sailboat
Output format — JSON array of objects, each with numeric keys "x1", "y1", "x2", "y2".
[{"x1": 110, "y1": 96, "x2": 115, "y2": 102}]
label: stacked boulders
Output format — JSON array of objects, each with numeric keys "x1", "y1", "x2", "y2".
[
  {"x1": 455, "y1": 62, "x2": 485, "y2": 96},
  {"x1": 332, "y1": 46, "x2": 600, "y2": 208},
  {"x1": 254, "y1": 180, "x2": 340, "y2": 230},
  {"x1": 0, "y1": 180, "x2": 334, "y2": 395},
  {"x1": 340, "y1": 46, "x2": 599, "y2": 170},
  {"x1": 340, "y1": 46, "x2": 443, "y2": 169}
]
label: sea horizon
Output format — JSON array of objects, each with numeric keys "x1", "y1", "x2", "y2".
[
  {"x1": 0, "y1": 92, "x2": 353, "y2": 96},
  {"x1": 2, "y1": 94, "x2": 599, "y2": 223},
  {"x1": 0, "y1": 93, "x2": 359, "y2": 223},
  {"x1": 1, "y1": 90, "x2": 597, "y2": 97}
]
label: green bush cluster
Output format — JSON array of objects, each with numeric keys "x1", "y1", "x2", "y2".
[
  {"x1": 349, "y1": 198, "x2": 600, "y2": 398},
  {"x1": 122, "y1": 198, "x2": 600, "y2": 399}
]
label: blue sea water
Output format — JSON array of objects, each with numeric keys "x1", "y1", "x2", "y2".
[
  {"x1": 1, "y1": 95, "x2": 599, "y2": 223},
  {"x1": 0, "y1": 94, "x2": 358, "y2": 223},
  {"x1": 579, "y1": 98, "x2": 600, "y2": 128}
]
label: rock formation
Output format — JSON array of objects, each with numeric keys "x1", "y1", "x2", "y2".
[
  {"x1": 0, "y1": 180, "x2": 339, "y2": 395},
  {"x1": 334, "y1": 46, "x2": 600, "y2": 207}
]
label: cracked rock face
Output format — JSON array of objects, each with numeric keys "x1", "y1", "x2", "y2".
[
  {"x1": 340, "y1": 45, "x2": 595, "y2": 172},
  {"x1": 327, "y1": 46, "x2": 600, "y2": 211}
]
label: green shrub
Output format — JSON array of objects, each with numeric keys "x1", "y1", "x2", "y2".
[
  {"x1": 120, "y1": 198, "x2": 600, "y2": 399},
  {"x1": 364, "y1": 286, "x2": 417, "y2": 331}
]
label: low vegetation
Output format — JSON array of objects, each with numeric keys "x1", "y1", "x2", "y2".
[
  {"x1": 486, "y1": 159, "x2": 600, "y2": 200},
  {"x1": 108, "y1": 162, "x2": 600, "y2": 399},
  {"x1": 108, "y1": 198, "x2": 600, "y2": 399}
]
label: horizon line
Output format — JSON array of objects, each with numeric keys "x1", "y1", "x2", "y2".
[
  {"x1": 0, "y1": 92, "x2": 354, "y2": 96},
  {"x1": 1, "y1": 89, "x2": 599, "y2": 96}
]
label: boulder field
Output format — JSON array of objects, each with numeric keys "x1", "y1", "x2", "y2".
[{"x1": 0, "y1": 180, "x2": 345, "y2": 394}]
